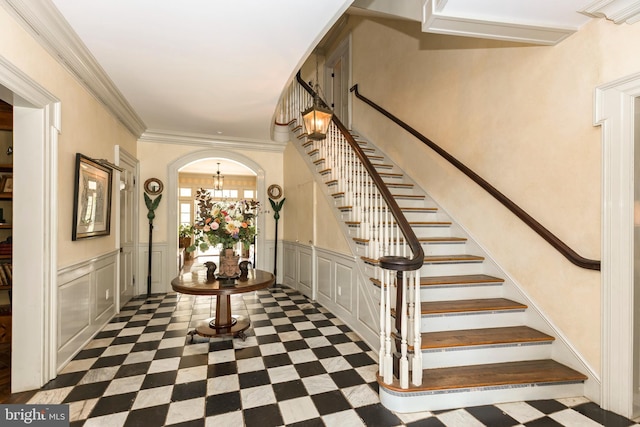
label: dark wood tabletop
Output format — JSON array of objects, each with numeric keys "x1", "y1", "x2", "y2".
[{"x1": 171, "y1": 269, "x2": 275, "y2": 296}]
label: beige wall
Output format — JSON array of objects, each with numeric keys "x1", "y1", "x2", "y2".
[
  {"x1": 0, "y1": 7, "x2": 137, "y2": 268},
  {"x1": 283, "y1": 141, "x2": 351, "y2": 254},
  {"x1": 138, "y1": 141, "x2": 283, "y2": 243},
  {"x1": 311, "y1": 15, "x2": 640, "y2": 373}
]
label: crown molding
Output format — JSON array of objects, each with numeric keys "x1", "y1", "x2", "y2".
[
  {"x1": 580, "y1": 0, "x2": 640, "y2": 24},
  {"x1": 139, "y1": 130, "x2": 287, "y2": 152},
  {"x1": 1, "y1": 0, "x2": 147, "y2": 136},
  {"x1": 422, "y1": 0, "x2": 577, "y2": 45}
]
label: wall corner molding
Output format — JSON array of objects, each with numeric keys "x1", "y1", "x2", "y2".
[
  {"x1": 580, "y1": 0, "x2": 640, "y2": 24},
  {"x1": 421, "y1": 0, "x2": 577, "y2": 45},
  {"x1": 1, "y1": 0, "x2": 147, "y2": 136}
]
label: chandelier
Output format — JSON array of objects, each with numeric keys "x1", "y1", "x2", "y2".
[{"x1": 213, "y1": 162, "x2": 224, "y2": 191}]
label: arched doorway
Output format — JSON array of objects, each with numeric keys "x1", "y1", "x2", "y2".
[
  {"x1": 167, "y1": 150, "x2": 267, "y2": 285},
  {"x1": 177, "y1": 158, "x2": 259, "y2": 269}
]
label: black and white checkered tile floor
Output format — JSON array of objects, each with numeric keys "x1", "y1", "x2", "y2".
[{"x1": 27, "y1": 286, "x2": 639, "y2": 426}]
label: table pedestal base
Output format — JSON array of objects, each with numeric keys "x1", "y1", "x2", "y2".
[{"x1": 188, "y1": 315, "x2": 250, "y2": 341}]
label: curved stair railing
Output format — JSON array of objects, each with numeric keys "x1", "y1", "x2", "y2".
[
  {"x1": 276, "y1": 72, "x2": 424, "y2": 388},
  {"x1": 350, "y1": 84, "x2": 601, "y2": 271}
]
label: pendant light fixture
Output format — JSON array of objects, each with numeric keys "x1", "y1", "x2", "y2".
[
  {"x1": 302, "y1": 54, "x2": 333, "y2": 140},
  {"x1": 213, "y1": 162, "x2": 224, "y2": 191}
]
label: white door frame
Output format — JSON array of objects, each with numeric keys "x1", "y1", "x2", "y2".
[
  {"x1": 0, "y1": 55, "x2": 59, "y2": 391},
  {"x1": 595, "y1": 71, "x2": 640, "y2": 418},
  {"x1": 324, "y1": 34, "x2": 352, "y2": 129},
  {"x1": 166, "y1": 149, "x2": 266, "y2": 289},
  {"x1": 115, "y1": 146, "x2": 139, "y2": 308}
]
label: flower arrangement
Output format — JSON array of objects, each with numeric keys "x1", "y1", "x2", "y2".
[{"x1": 187, "y1": 188, "x2": 260, "y2": 253}]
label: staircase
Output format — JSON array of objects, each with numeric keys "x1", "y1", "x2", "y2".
[{"x1": 277, "y1": 78, "x2": 589, "y2": 413}]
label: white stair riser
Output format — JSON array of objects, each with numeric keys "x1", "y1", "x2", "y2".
[
  {"x1": 423, "y1": 242, "x2": 467, "y2": 256},
  {"x1": 401, "y1": 208, "x2": 438, "y2": 216},
  {"x1": 420, "y1": 262, "x2": 484, "y2": 276},
  {"x1": 379, "y1": 382, "x2": 585, "y2": 413},
  {"x1": 420, "y1": 284, "x2": 503, "y2": 301},
  {"x1": 419, "y1": 310, "x2": 526, "y2": 332},
  {"x1": 391, "y1": 198, "x2": 426, "y2": 208},
  {"x1": 420, "y1": 342, "x2": 553, "y2": 369},
  {"x1": 352, "y1": 241, "x2": 467, "y2": 257}
]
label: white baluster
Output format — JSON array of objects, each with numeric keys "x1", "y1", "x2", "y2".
[
  {"x1": 378, "y1": 266, "x2": 386, "y2": 378},
  {"x1": 383, "y1": 268, "x2": 393, "y2": 384},
  {"x1": 412, "y1": 269, "x2": 423, "y2": 386},
  {"x1": 400, "y1": 272, "x2": 409, "y2": 389}
]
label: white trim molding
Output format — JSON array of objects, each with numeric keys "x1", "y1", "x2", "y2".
[
  {"x1": 594, "y1": 70, "x2": 640, "y2": 418},
  {"x1": 1, "y1": 0, "x2": 146, "y2": 136},
  {"x1": 140, "y1": 130, "x2": 287, "y2": 152},
  {"x1": 581, "y1": 0, "x2": 640, "y2": 24},
  {"x1": 422, "y1": 0, "x2": 577, "y2": 45}
]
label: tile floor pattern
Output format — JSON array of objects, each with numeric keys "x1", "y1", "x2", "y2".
[{"x1": 27, "y1": 286, "x2": 639, "y2": 427}]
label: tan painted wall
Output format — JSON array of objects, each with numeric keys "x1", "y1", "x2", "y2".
[
  {"x1": 313, "y1": 15, "x2": 640, "y2": 373},
  {"x1": 0, "y1": 7, "x2": 137, "y2": 268},
  {"x1": 283, "y1": 141, "x2": 351, "y2": 254},
  {"x1": 137, "y1": 141, "x2": 283, "y2": 243}
]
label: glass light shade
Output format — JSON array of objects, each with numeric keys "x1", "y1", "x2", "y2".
[
  {"x1": 213, "y1": 173, "x2": 224, "y2": 191},
  {"x1": 302, "y1": 97, "x2": 333, "y2": 140}
]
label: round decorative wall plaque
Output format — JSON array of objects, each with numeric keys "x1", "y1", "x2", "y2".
[
  {"x1": 267, "y1": 184, "x2": 283, "y2": 200},
  {"x1": 144, "y1": 178, "x2": 164, "y2": 195}
]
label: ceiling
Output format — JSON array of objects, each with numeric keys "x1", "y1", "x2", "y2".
[{"x1": 6, "y1": 0, "x2": 638, "y2": 163}]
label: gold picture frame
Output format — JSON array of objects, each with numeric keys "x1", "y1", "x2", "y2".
[{"x1": 72, "y1": 153, "x2": 113, "y2": 240}]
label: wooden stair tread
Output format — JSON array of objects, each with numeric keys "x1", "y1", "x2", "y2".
[
  {"x1": 421, "y1": 298, "x2": 527, "y2": 314},
  {"x1": 420, "y1": 274, "x2": 504, "y2": 286},
  {"x1": 361, "y1": 254, "x2": 483, "y2": 265},
  {"x1": 354, "y1": 237, "x2": 466, "y2": 244},
  {"x1": 346, "y1": 220, "x2": 446, "y2": 226},
  {"x1": 420, "y1": 326, "x2": 554, "y2": 349},
  {"x1": 423, "y1": 254, "x2": 484, "y2": 263},
  {"x1": 336, "y1": 206, "x2": 440, "y2": 212},
  {"x1": 380, "y1": 360, "x2": 587, "y2": 393},
  {"x1": 370, "y1": 274, "x2": 504, "y2": 288}
]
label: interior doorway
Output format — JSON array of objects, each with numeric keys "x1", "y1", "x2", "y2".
[
  {"x1": 166, "y1": 149, "x2": 267, "y2": 289},
  {"x1": 324, "y1": 36, "x2": 351, "y2": 128},
  {"x1": 596, "y1": 71, "x2": 640, "y2": 419},
  {"x1": 116, "y1": 147, "x2": 138, "y2": 306},
  {"x1": 177, "y1": 158, "x2": 258, "y2": 271},
  {"x1": 0, "y1": 58, "x2": 60, "y2": 392}
]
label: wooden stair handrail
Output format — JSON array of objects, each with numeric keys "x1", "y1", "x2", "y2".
[
  {"x1": 350, "y1": 84, "x2": 600, "y2": 271},
  {"x1": 296, "y1": 73, "x2": 424, "y2": 271}
]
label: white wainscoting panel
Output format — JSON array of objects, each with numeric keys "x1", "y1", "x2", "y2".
[
  {"x1": 95, "y1": 262, "x2": 116, "y2": 320},
  {"x1": 284, "y1": 242, "x2": 379, "y2": 348},
  {"x1": 335, "y1": 260, "x2": 353, "y2": 312},
  {"x1": 138, "y1": 242, "x2": 168, "y2": 294},
  {"x1": 317, "y1": 256, "x2": 332, "y2": 300},
  {"x1": 298, "y1": 247, "x2": 313, "y2": 298},
  {"x1": 57, "y1": 250, "x2": 118, "y2": 370},
  {"x1": 58, "y1": 274, "x2": 91, "y2": 353},
  {"x1": 283, "y1": 245, "x2": 297, "y2": 289}
]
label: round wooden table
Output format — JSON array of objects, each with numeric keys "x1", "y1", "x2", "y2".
[{"x1": 171, "y1": 269, "x2": 275, "y2": 341}]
